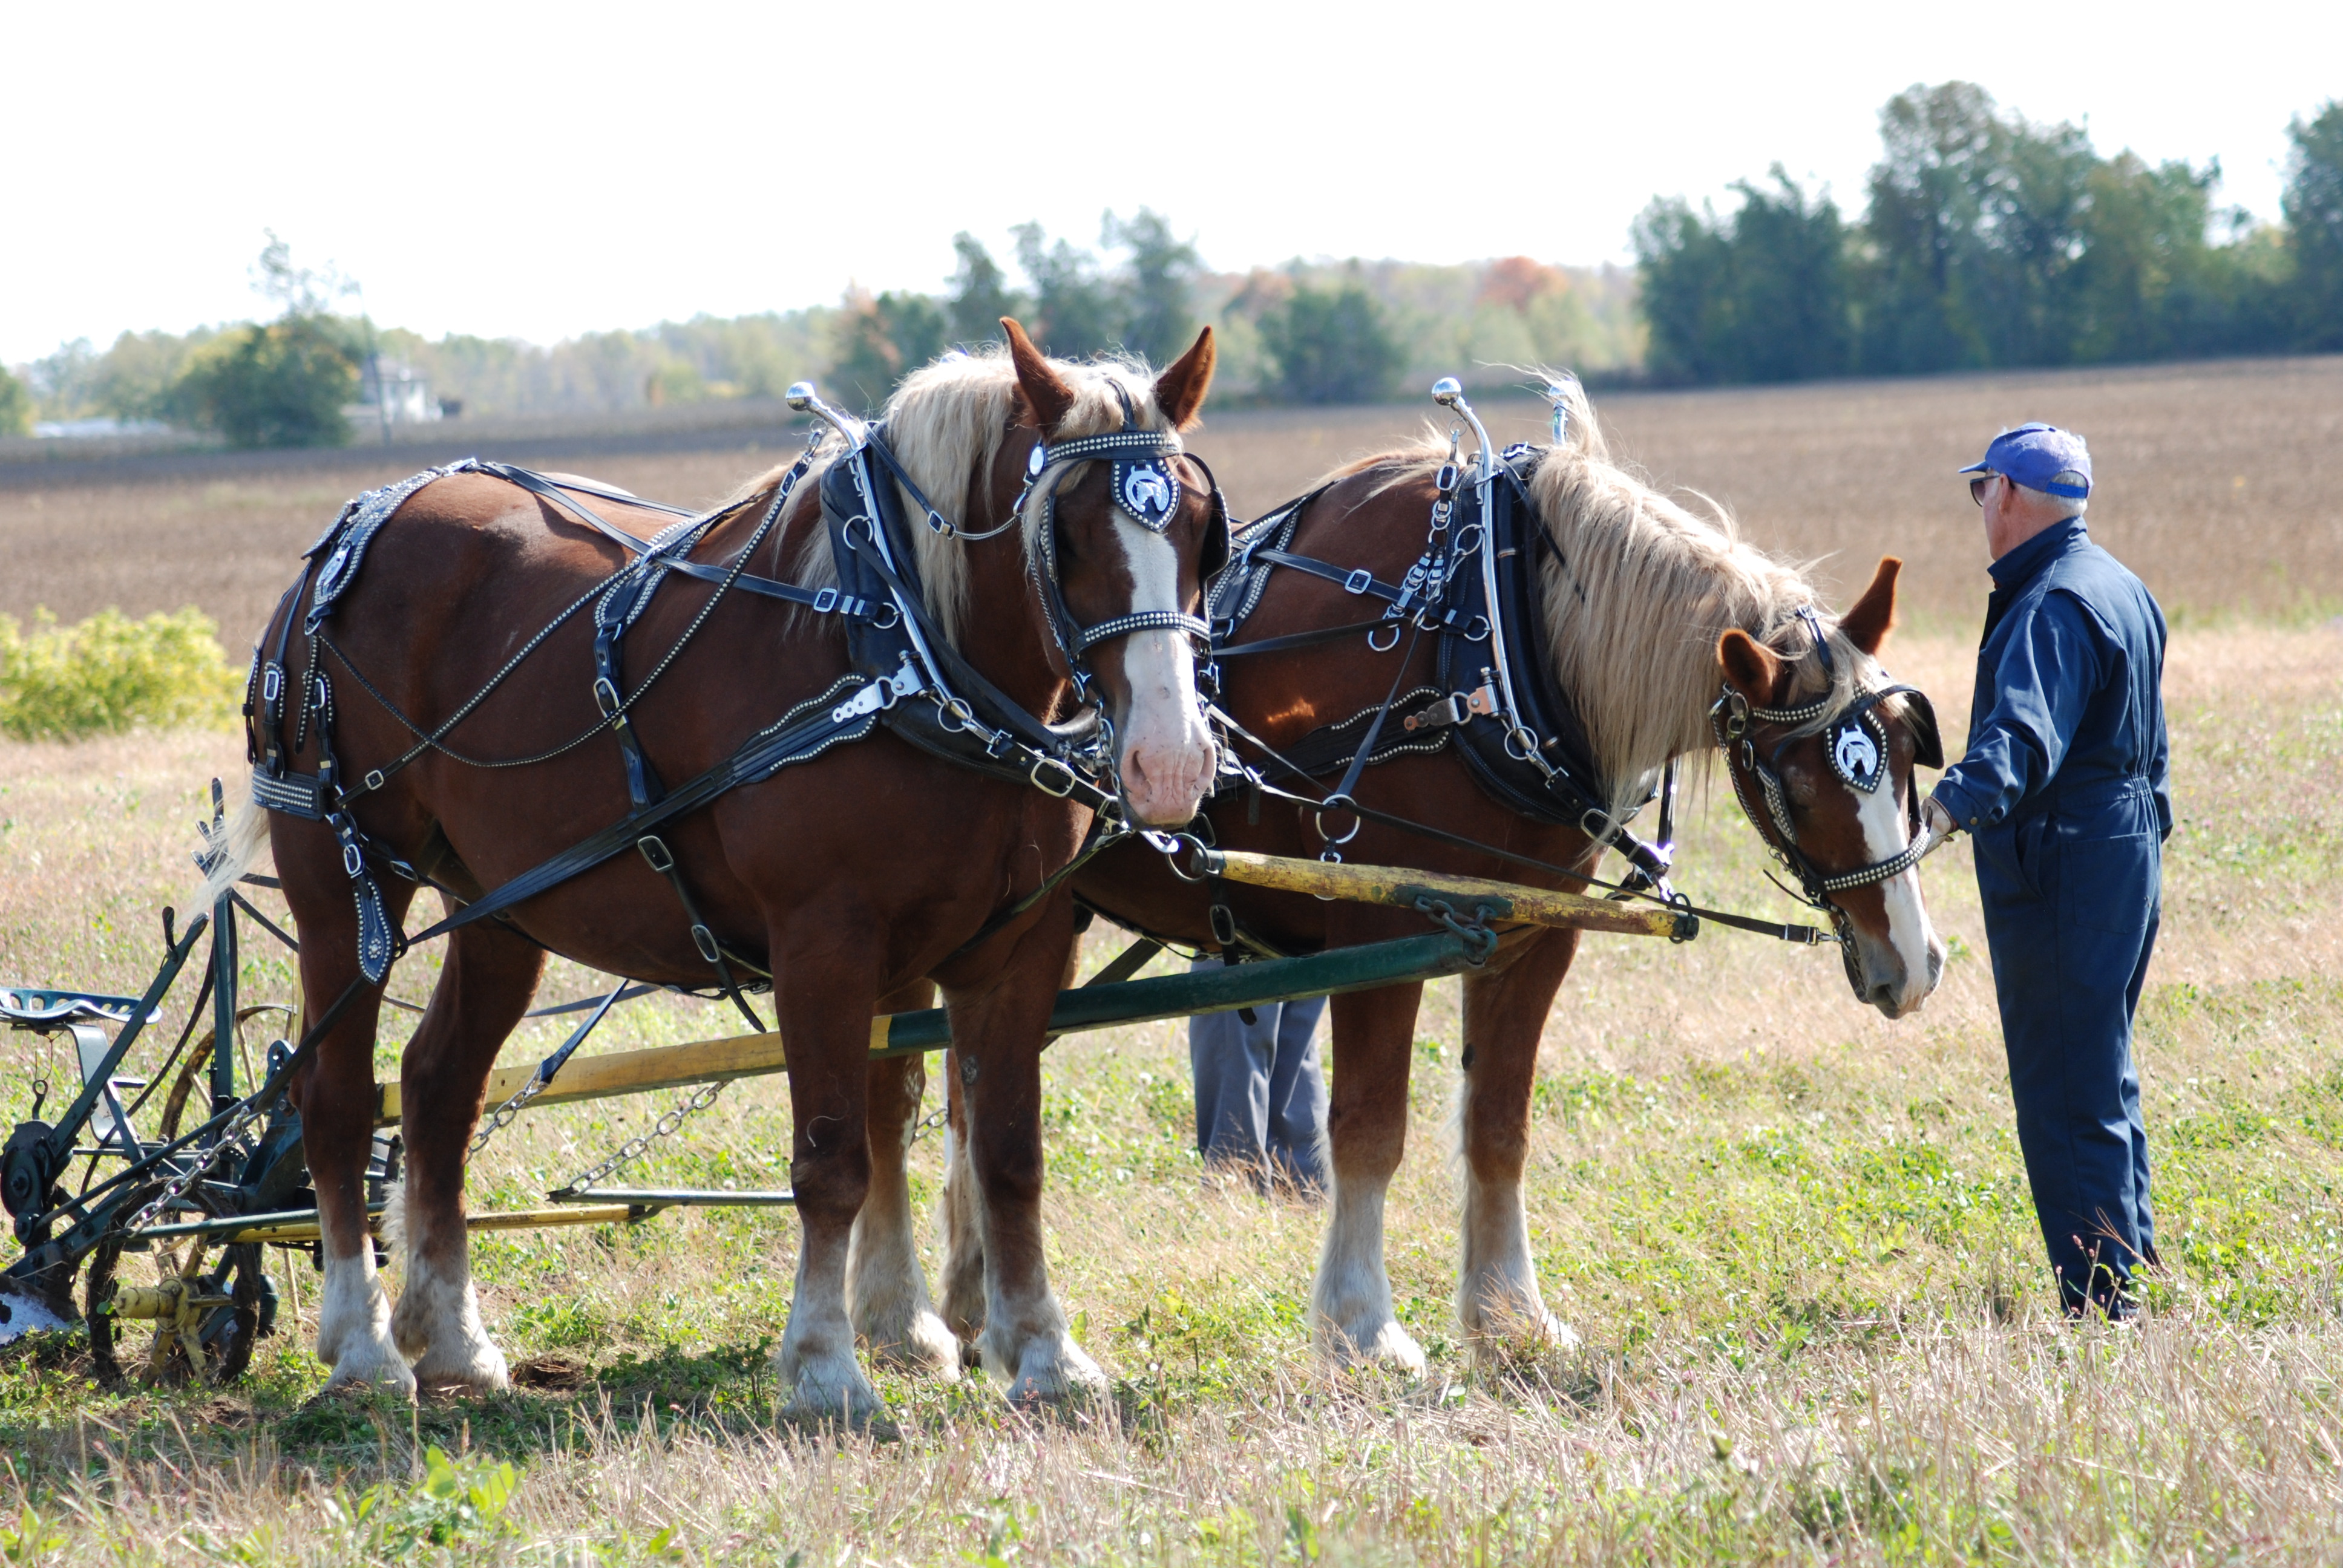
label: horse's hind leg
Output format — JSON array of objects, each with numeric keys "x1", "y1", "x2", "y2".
[
  {"x1": 276, "y1": 820, "x2": 416, "y2": 1394},
  {"x1": 935, "y1": 1050, "x2": 986, "y2": 1354},
  {"x1": 1455, "y1": 931, "x2": 1580, "y2": 1360},
  {"x1": 1312, "y1": 979, "x2": 1427, "y2": 1372},
  {"x1": 390, "y1": 919, "x2": 544, "y2": 1391},
  {"x1": 847, "y1": 981, "x2": 958, "y2": 1377}
]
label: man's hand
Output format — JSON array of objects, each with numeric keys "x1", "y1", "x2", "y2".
[{"x1": 1917, "y1": 796, "x2": 1959, "y2": 860}]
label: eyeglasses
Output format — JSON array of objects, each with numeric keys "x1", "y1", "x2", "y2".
[{"x1": 1969, "y1": 474, "x2": 1997, "y2": 506}]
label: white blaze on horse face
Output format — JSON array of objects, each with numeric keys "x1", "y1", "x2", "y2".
[
  {"x1": 1110, "y1": 515, "x2": 1214, "y2": 827},
  {"x1": 1852, "y1": 773, "x2": 1944, "y2": 1018}
]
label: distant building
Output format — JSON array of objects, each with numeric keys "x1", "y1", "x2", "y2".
[{"x1": 347, "y1": 356, "x2": 441, "y2": 429}]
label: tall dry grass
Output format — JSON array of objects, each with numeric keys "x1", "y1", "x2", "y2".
[{"x1": 1, "y1": 620, "x2": 2338, "y2": 1562}]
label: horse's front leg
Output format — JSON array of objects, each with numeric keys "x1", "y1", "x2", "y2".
[
  {"x1": 1312, "y1": 979, "x2": 1427, "y2": 1371},
  {"x1": 948, "y1": 899, "x2": 1105, "y2": 1404},
  {"x1": 1455, "y1": 929, "x2": 1581, "y2": 1360},
  {"x1": 847, "y1": 981, "x2": 958, "y2": 1376},
  {"x1": 390, "y1": 919, "x2": 544, "y2": 1391},
  {"x1": 772, "y1": 938, "x2": 886, "y2": 1422},
  {"x1": 277, "y1": 817, "x2": 417, "y2": 1395}
]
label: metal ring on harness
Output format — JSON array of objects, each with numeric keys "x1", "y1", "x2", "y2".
[
  {"x1": 1366, "y1": 621, "x2": 1403, "y2": 653},
  {"x1": 1312, "y1": 800, "x2": 1364, "y2": 848},
  {"x1": 1029, "y1": 756, "x2": 1080, "y2": 798}
]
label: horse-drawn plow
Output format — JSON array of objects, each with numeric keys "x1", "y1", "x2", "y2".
[{"x1": 0, "y1": 788, "x2": 1694, "y2": 1386}]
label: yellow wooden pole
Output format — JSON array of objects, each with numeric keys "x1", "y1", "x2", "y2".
[{"x1": 1198, "y1": 848, "x2": 1691, "y2": 941}]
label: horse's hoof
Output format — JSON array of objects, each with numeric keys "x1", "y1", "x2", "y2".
[
  {"x1": 411, "y1": 1341, "x2": 511, "y2": 1394},
  {"x1": 777, "y1": 1347, "x2": 887, "y2": 1428},
  {"x1": 996, "y1": 1334, "x2": 1109, "y2": 1407},
  {"x1": 1466, "y1": 1310, "x2": 1580, "y2": 1368},
  {"x1": 321, "y1": 1338, "x2": 418, "y2": 1400},
  {"x1": 1320, "y1": 1319, "x2": 1427, "y2": 1376},
  {"x1": 867, "y1": 1309, "x2": 962, "y2": 1380}
]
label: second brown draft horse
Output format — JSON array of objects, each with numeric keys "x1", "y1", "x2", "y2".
[
  {"x1": 869, "y1": 379, "x2": 1945, "y2": 1373},
  {"x1": 202, "y1": 322, "x2": 1222, "y2": 1417}
]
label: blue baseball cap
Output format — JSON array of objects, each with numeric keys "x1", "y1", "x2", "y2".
[{"x1": 1958, "y1": 423, "x2": 2091, "y2": 499}]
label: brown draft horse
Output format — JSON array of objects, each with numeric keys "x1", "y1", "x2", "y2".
[
  {"x1": 857, "y1": 381, "x2": 1945, "y2": 1373},
  {"x1": 200, "y1": 323, "x2": 1222, "y2": 1416}
]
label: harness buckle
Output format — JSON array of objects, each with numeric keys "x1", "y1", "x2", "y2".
[
  {"x1": 811, "y1": 587, "x2": 839, "y2": 615},
  {"x1": 261, "y1": 664, "x2": 284, "y2": 706},
  {"x1": 362, "y1": 769, "x2": 385, "y2": 793},
  {"x1": 637, "y1": 835, "x2": 677, "y2": 874},
  {"x1": 593, "y1": 676, "x2": 621, "y2": 717},
  {"x1": 1343, "y1": 568, "x2": 1374, "y2": 595},
  {"x1": 1029, "y1": 756, "x2": 1081, "y2": 798},
  {"x1": 341, "y1": 840, "x2": 364, "y2": 880}
]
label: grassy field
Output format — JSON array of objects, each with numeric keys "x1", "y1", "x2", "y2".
[{"x1": 1, "y1": 362, "x2": 2341, "y2": 1562}]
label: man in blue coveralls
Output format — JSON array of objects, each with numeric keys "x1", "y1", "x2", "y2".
[{"x1": 1921, "y1": 423, "x2": 2171, "y2": 1318}]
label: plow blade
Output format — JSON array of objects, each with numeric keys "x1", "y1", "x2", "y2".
[{"x1": 0, "y1": 1273, "x2": 79, "y2": 1344}]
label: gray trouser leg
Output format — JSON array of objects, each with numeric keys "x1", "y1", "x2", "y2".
[
  {"x1": 1188, "y1": 959, "x2": 1328, "y2": 1195},
  {"x1": 1265, "y1": 996, "x2": 1328, "y2": 1191}
]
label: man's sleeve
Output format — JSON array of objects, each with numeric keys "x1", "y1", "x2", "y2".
[
  {"x1": 2149, "y1": 607, "x2": 2174, "y2": 841},
  {"x1": 1930, "y1": 593, "x2": 2106, "y2": 831}
]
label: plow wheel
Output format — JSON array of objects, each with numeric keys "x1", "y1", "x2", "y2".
[{"x1": 85, "y1": 1183, "x2": 270, "y2": 1388}]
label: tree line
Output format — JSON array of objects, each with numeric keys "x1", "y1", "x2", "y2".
[
  {"x1": 1635, "y1": 83, "x2": 2343, "y2": 384},
  {"x1": 2, "y1": 215, "x2": 1640, "y2": 448}
]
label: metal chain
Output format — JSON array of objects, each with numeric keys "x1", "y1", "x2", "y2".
[
  {"x1": 554, "y1": 1078, "x2": 732, "y2": 1193},
  {"x1": 468, "y1": 1074, "x2": 551, "y2": 1159},
  {"x1": 906, "y1": 1104, "x2": 948, "y2": 1145},
  {"x1": 122, "y1": 1103, "x2": 265, "y2": 1237}
]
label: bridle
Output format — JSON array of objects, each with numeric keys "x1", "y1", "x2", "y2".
[
  {"x1": 1014, "y1": 399, "x2": 1227, "y2": 709},
  {"x1": 1708, "y1": 612, "x2": 1944, "y2": 981},
  {"x1": 857, "y1": 388, "x2": 1227, "y2": 714}
]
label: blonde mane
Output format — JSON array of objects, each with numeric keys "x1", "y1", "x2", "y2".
[
  {"x1": 726, "y1": 345, "x2": 1177, "y2": 647},
  {"x1": 1344, "y1": 379, "x2": 1881, "y2": 818}
]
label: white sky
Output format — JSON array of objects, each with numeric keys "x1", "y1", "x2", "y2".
[{"x1": 6, "y1": 0, "x2": 2338, "y2": 364}]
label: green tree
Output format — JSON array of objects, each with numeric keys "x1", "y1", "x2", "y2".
[
  {"x1": 0, "y1": 365, "x2": 30, "y2": 436},
  {"x1": 1012, "y1": 223, "x2": 1118, "y2": 357},
  {"x1": 2283, "y1": 101, "x2": 2343, "y2": 350},
  {"x1": 947, "y1": 234, "x2": 1023, "y2": 347},
  {"x1": 1634, "y1": 169, "x2": 1851, "y2": 383},
  {"x1": 1105, "y1": 208, "x2": 1200, "y2": 365},
  {"x1": 1260, "y1": 273, "x2": 1404, "y2": 403},
  {"x1": 830, "y1": 290, "x2": 949, "y2": 413},
  {"x1": 173, "y1": 315, "x2": 359, "y2": 448}
]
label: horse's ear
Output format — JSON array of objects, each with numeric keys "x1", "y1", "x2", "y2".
[
  {"x1": 1840, "y1": 557, "x2": 1902, "y2": 657},
  {"x1": 1718, "y1": 629, "x2": 1783, "y2": 703},
  {"x1": 1003, "y1": 318, "x2": 1077, "y2": 434},
  {"x1": 1152, "y1": 325, "x2": 1216, "y2": 432}
]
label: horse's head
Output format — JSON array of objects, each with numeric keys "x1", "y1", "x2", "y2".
[
  {"x1": 1714, "y1": 558, "x2": 1946, "y2": 1019},
  {"x1": 1000, "y1": 319, "x2": 1222, "y2": 828}
]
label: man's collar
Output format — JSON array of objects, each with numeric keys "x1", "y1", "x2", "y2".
[{"x1": 1989, "y1": 515, "x2": 2088, "y2": 587}]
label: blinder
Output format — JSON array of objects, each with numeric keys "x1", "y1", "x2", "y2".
[{"x1": 1017, "y1": 401, "x2": 1222, "y2": 697}]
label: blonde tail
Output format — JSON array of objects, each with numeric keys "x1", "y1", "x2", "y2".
[{"x1": 192, "y1": 777, "x2": 272, "y2": 909}]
